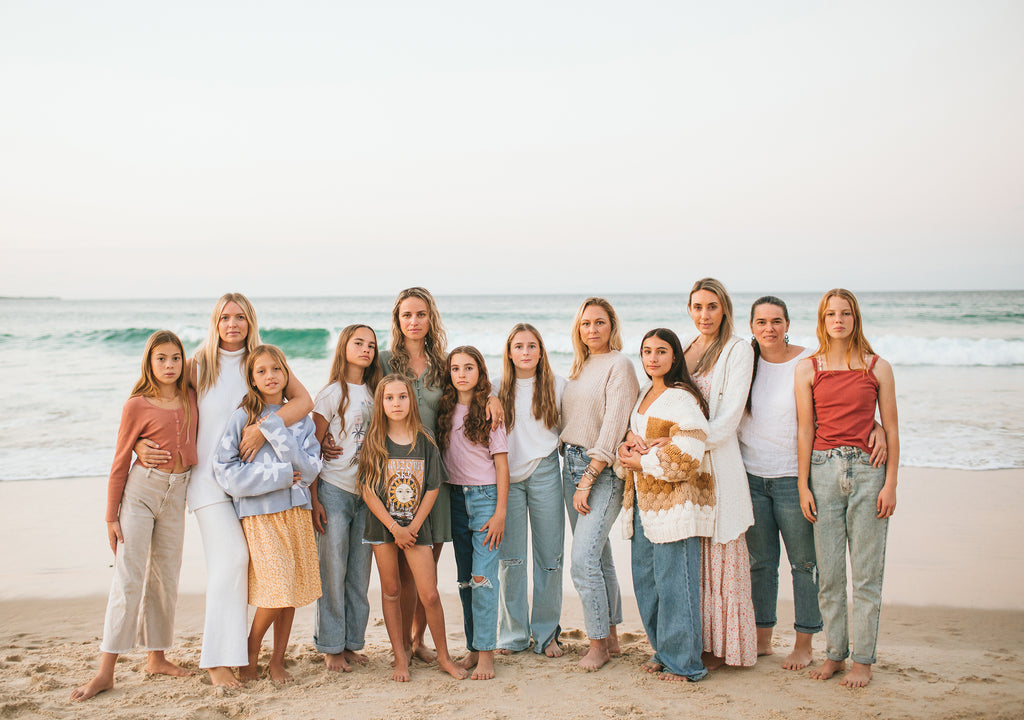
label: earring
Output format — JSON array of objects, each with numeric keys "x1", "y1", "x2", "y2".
[
  {"x1": 784, "y1": 333, "x2": 790, "y2": 344},
  {"x1": 751, "y1": 334, "x2": 755, "y2": 342}
]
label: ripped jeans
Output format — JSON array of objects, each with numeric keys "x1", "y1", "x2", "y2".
[{"x1": 450, "y1": 483, "x2": 500, "y2": 652}]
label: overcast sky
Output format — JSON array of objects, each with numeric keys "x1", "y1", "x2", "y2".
[{"x1": 1, "y1": 1, "x2": 1021, "y2": 299}]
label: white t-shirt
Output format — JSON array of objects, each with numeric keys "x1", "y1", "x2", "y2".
[
  {"x1": 313, "y1": 382, "x2": 371, "y2": 494},
  {"x1": 498, "y1": 374, "x2": 565, "y2": 483}
]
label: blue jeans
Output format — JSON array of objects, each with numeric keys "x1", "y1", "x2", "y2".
[
  {"x1": 313, "y1": 481, "x2": 373, "y2": 654},
  {"x1": 562, "y1": 444, "x2": 623, "y2": 640},
  {"x1": 450, "y1": 484, "x2": 501, "y2": 652},
  {"x1": 498, "y1": 451, "x2": 565, "y2": 652},
  {"x1": 630, "y1": 500, "x2": 706, "y2": 681},
  {"x1": 746, "y1": 473, "x2": 823, "y2": 634},
  {"x1": 810, "y1": 447, "x2": 888, "y2": 665}
]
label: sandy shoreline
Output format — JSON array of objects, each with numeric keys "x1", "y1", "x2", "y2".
[{"x1": 1, "y1": 468, "x2": 1022, "y2": 718}]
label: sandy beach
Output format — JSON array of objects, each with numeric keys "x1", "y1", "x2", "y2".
[{"x1": 2, "y1": 468, "x2": 1022, "y2": 719}]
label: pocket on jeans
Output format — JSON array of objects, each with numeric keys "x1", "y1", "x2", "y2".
[
  {"x1": 810, "y1": 450, "x2": 827, "y2": 465},
  {"x1": 474, "y1": 484, "x2": 498, "y2": 502}
]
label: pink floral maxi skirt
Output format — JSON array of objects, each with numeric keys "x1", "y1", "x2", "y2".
[{"x1": 701, "y1": 535, "x2": 758, "y2": 666}]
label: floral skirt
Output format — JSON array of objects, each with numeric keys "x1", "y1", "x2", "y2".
[
  {"x1": 242, "y1": 506, "x2": 322, "y2": 609},
  {"x1": 701, "y1": 535, "x2": 757, "y2": 667}
]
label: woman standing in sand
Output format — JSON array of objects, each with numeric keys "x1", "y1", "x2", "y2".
[
  {"x1": 135, "y1": 293, "x2": 312, "y2": 687},
  {"x1": 796, "y1": 288, "x2": 898, "y2": 688},
  {"x1": 560, "y1": 297, "x2": 639, "y2": 671}
]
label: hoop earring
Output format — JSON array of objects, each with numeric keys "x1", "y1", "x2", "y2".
[{"x1": 784, "y1": 333, "x2": 790, "y2": 344}]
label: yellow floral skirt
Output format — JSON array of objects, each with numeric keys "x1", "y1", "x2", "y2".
[{"x1": 242, "y1": 506, "x2": 322, "y2": 608}]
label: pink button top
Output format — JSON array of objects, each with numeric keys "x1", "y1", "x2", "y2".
[{"x1": 444, "y1": 403, "x2": 508, "y2": 486}]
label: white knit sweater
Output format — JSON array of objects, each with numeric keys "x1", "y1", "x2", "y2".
[{"x1": 559, "y1": 351, "x2": 640, "y2": 466}]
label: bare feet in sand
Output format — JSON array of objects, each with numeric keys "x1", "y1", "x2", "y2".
[
  {"x1": 809, "y1": 658, "x2": 845, "y2": 680},
  {"x1": 342, "y1": 649, "x2": 369, "y2": 665},
  {"x1": 544, "y1": 638, "x2": 563, "y2": 658},
  {"x1": 495, "y1": 648, "x2": 516, "y2": 655},
  {"x1": 457, "y1": 651, "x2": 479, "y2": 670},
  {"x1": 659, "y1": 671, "x2": 690, "y2": 682},
  {"x1": 412, "y1": 643, "x2": 437, "y2": 663},
  {"x1": 438, "y1": 657, "x2": 469, "y2": 680},
  {"x1": 391, "y1": 662, "x2": 411, "y2": 682},
  {"x1": 641, "y1": 659, "x2": 664, "y2": 674},
  {"x1": 756, "y1": 627, "x2": 775, "y2": 657},
  {"x1": 783, "y1": 646, "x2": 814, "y2": 670},
  {"x1": 840, "y1": 662, "x2": 873, "y2": 688},
  {"x1": 70, "y1": 672, "x2": 114, "y2": 701},
  {"x1": 324, "y1": 653, "x2": 352, "y2": 672},
  {"x1": 239, "y1": 660, "x2": 260, "y2": 682},
  {"x1": 268, "y1": 660, "x2": 293, "y2": 684},
  {"x1": 144, "y1": 652, "x2": 191, "y2": 678},
  {"x1": 702, "y1": 651, "x2": 726, "y2": 671},
  {"x1": 578, "y1": 641, "x2": 611, "y2": 671},
  {"x1": 208, "y1": 666, "x2": 242, "y2": 688},
  {"x1": 606, "y1": 626, "x2": 621, "y2": 656},
  {"x1": 472, "y1": 651, "x2": 496, "y2": 680}
]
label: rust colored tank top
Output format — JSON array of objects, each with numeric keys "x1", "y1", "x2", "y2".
[{"x1": 811, "y1": 355, "x2": 879, "y2": 453}]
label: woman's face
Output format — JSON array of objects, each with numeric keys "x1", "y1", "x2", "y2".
[
  {"x1": 345, "y1": 327, "x2": 377, "y2": 369},
  {"x1": 398, "y1": 297, "x2": 430, "y2": 342},
  {"x1": 509, "y1": 330, "x2": 541, "y2": 376},
  {"x1": 641, "y1": 335, "x2": 674, "y2": 381},
  {"x1": 823, "y1": 296, "x2": 854, "y2": 340},
  {"x1": 151, "y1": 342, "x2": 183, "y2": 389},
  {"x1": 689, "y1": 290, "x2": 723, "y2": 338},
  {"x1": 750, "y1": 303, "x2": 790, "y2": 352},
  {"x1": 579, "y1": 304, "x2": 612, "y2": 354},
  {"x1": 218, "y1": 301, "x2": 249, "y2": 351}
]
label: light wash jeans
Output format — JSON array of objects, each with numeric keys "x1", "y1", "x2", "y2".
[
  {"x1": 562, "y1": 444, "x2": 623, "y2": 641},
  {"x1": 810, "y1": 447, "x2": 888, "y2": 665},
  {"x1": 313, "y1": 480, "x2": 373, "y2": 654},
  {"x1": 746, "y1": 473, "x2": 823, "y2": 634},
  {"x1": 498, "y1": 451, "x2": 565, "y2": 653},
  {"x1": 630, "y1": 500, "x2": 706, "y2": 681},
  {"x1": 450, "y1": 483, "x2": 501, "y2": 652}
]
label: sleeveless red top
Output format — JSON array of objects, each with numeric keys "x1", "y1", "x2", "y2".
[{"x1": 811, "y1": 355, "x2": 879, "y2": 453}]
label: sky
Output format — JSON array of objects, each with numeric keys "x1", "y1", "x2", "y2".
[{"x1": 1, "y1": 1, "x2": 1022, "y2": 299}]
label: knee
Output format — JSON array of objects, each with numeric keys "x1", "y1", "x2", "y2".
[
  {"x1": 539, "y1": 554, "x2": 562, "y2": 574},
  {"x1": 419, "y1": 587, "x2": 441, "y2": 607},
  {"x1": 791, "y1": 560, "x2": 818, "y2": 580}
]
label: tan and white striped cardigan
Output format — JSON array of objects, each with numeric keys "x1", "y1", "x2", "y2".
[{"x1": 615, "y1": 386, "x2": 716, "y2": 543}]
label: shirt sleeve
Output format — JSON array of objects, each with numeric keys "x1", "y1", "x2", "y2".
[
  {"x1": 639, "y1": 390, "x2": 709, "y2": 484},
  {"x1": 106, "y1": 398, "x2": 143, "y2": 522},
  {"x1": 213, "y1": 411, "x2": 297, "y2": 498},
  {"x1": 421, "y1": 435, "x2": 449, "y2": 492},
  {"x1": 706, "y1": 341, "x2": 754, "y2": 451},
  {"x1": 588, "y1": 356, "x2": 641, "y2": 466},
  {"x1": 259, "y1": 413, "x2": 323, "y2": 488}
]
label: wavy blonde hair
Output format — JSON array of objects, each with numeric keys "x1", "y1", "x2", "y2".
[
  {"x1": 131, "y1": 330, "x2": 193, "y2": 442},
  {"x1": 388, "y1": 287, "x2": 448, "y2": 388},
  {"x1": 195, "y1": 293, "x2": 261, "y2": 395},
  {"x1": 499, "y1": 323, "x2": 559, "y2": 431},
  {"x1": 240, "y1": 345, "x2": 291, "y2": 426},
  {"x1": 357, "y1": 374, "x2": 431, "y2": 497},
  {"x1": 687, "y1": 277, "x2": 735, "y2": 377},
  {"x1": 324, "y1": 324, "x2": 382, "y2": 434},
  {"x1": 814, "y1": 288, "x2": 876, "y2": 371},
  {"x1": 569, "y1": 297, "x2": 623, "y2": 379}
]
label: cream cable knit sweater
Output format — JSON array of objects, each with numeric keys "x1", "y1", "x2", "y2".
[{"x1": 559, "y1": 351, "x2": 640, "y2": 467}]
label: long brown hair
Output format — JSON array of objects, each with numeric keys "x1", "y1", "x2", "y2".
[
  {"x1": 358, "y1": 374, "x2": 430, "y2": 496},
  {"x1": 814, "y1": 288, "x2": 876, "y2": 371},
  {"x1": 240, "y1": 345, "x2": 292, "y2": 426},
  {"x1": 687, "y1": 277, "x2": 735, "y2": 376},
  {"x1": 195, "y1": 293, "x2": 261, "y2": 395},
  {"x1": 569, "y1": 297, "x2": 624, "y2": 379},
  {"x1": 388, "y1": 287, "x2": 448, "y2": 388},
  {"x1": 324, "y1": 324, "x2": 382, "y2": 433},
  {"x1": 131, "y1": 330, "x2": 193, "y2": 440},
  {"x1": 499, "y1": 323, "x2": 559, "y2": 431},
  {"x1": 641, "y1": 328, "x2": 708, "y2": 418},
  {"x1": 436, "y1": 346, "x2": 492, "y2": 452}
]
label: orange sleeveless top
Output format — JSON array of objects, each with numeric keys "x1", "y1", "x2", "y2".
[{"x1": 811, "y1": 355, "x2": 879, "y2": 453}]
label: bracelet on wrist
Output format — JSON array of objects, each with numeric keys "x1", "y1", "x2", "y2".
[{"x1": 576, "y1": 483, "x2": 593, "y2": 491}]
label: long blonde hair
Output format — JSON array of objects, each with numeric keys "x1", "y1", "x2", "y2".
[
  {"x1": 388, "y1": 287, "x2": 448, "y2": 388},
  {"x1": 814, "y1": 288, "x2": 876, "y2": 371},
  {"x1": 324, "y1": 324, "x2": 382, "y2": 434},
  {"x1": 131, "y1": 330, "x2": 193, "y2": 442},
  {"x1": 687, "y1": 277, "x2": 735, "y2": 376},
  {"x1": 569, "y1": 297, "x2": 623, "y2": 379},
  {"x1": 239, "y1": 345, "x2": 291, "y2": 426},
  {"x1": 499, "y1": 323, "x2": 559, "y2": 431},
  {"x1": 195, "y1": 293, "x2": 261, "y2": 395},
  {"x1": 358, "y1": 374, "x2": 430, "y2": 496}
]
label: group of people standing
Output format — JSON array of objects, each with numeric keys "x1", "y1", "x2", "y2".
[{"x1": 72, "y1": 279, "x2": 900, "y2": 701}]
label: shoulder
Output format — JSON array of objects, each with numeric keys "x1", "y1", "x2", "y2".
[
  {"x1": 661, "y1": 387, "x2": 705, "y2": 420},
  {"x1": 870, "y1": 355, "x2": 894, "y2": 382},
  {"x1": 724, "y1": 336, "x2": 753, "y2": 362},
  {"x1": 379, "y1": 350, "x2": 394, "y2": 371}
]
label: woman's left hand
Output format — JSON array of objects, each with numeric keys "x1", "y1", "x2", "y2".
[
  {"x1": 876, "y1": 484, "x2": 897, "y2": 519},
  {"x1": 485, "y1": 396, "x2": 505, "y2": 430},
  {"x1": 617, "y1": 445, "x2": 643, "y2": 470},
  {"x1": 573, "y1": 487, "x2": 591, "y2": 515},
  {"x1": 480, "y1": 513, "x2": 505, "y2": 550},
  {"x1": 239, "y1": 423, "x2": 264, "y2": 462}
]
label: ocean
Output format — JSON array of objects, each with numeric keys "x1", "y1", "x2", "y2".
[{"x1": 1, "y1": 291, "x2": 1022, "y2": 481}]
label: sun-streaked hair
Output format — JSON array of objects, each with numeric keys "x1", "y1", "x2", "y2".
[
  {"x1": 687, "y1": 277, "x2": 735, "y2": 377},
  {"x1": 436, "y1": 346, "x2": 492, "y2": 452},
  {"x1": 388, "y1": 287, "x2": 448, "y2": 389},
  {"x1": 131, "y1": 330, "x2": 193, "y2": 441},
  {"x1": 499, "y1": 323, "x2": 559, "y2": 431},
  {"x1": 569, "y1": 297, "x2": 623, "y2": 379},
  {"x1": 358, "y1": 374, "x2": 430, "y2": 496},
  {"x1": 195, "y1": 293, "x2": 261, "y2": 395},
  {"x1": 324, "y1": 324, "x2": 382, "y2": 434},
  {"x1": 814, "y1": 288, "x2": 876, "y2": 371},
  {"x1": 240, "y1": 345, "x2": 291, "y2": 426}
]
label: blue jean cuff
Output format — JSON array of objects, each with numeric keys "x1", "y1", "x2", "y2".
[{"x1": 794, "y1": 623, "x2": 823, "y2": 634}]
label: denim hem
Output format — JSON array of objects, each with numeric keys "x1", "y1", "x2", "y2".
[
  {"x1": 851, "y1": 653, "x2": 877, "y2": 665},
  {"x1": 755, "y1": 620, "x2": 777, "y2": 629},
  {"x1": 794, "y1": 623, "x2": 823, "y2": 634},
  {"x1": 313, "y1": 641, "x2": 366, "y2": 654},
  {"x1": 826, "y1": 649, "x2": 850, "y2": 662},
  {"x1": 530, "y1": 625, "x2": 561, "y2": 655}
]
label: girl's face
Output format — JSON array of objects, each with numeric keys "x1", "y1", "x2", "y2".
[
  {"x1": 641, "y1": 335, "x2": 674, "y2": 380},
  {"x1": 382, "y1": 380, "x2": 411, "y2": 422},
  {"x1": 398, "y1": 297, "x2": 430, "y2": 342},
  {"x1": 251, "y1": 353, "x2": 287, "y2": 402},
  {"x1": 450, "y1": 352, "x2": 480, "y2": 397},
  {"x1": 345, "y1": 327, "x2": 377, "y2": 369},
  {"x1": 824, "y1": 296, "x2": 855, "y2": 340},
  {"x1": 509, "y1": 330, "x2": 541, "y2": 377},
  {"x1": 689, "y1": 290, "x2": 724, "y2": 338},
  {"x1": 579, "y1": 305, "x2": 612, "y2": 354},
  {"x1": 218, "y1": 301, "x2": 249, "y2": 351},
  {"x1": 151, "y1": 342, "x2": 183, "y2": 389},
  {"x1": 751, "y1": 304, "x2": 790, "y2": 351}
]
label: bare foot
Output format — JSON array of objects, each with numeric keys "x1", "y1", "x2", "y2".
[
  {"x1": 391, "y1": 661, "x2": 411, "y2": 682},
  {"x1": 412, "y1": 644, "x2": 437, "y2": 664},
  {"x1": 840, "y1": 662, "x2": 873, "y2": 688},
  {"x1": 544, "y1": 638, "x2": 563, "y2": 658},
  {"x1": 342, "y1": 649, "x2": 369, "y2": 665},
  {"x1": 390, "y1": 647, "x2": 413, "y2": 667},
  {"x1": 606, "y1": 626, "x2": 621, "y2": 655},
  {"x1": 472, "y1": 652, "x2": 495, "y2": 680},
  {"x1": 578, "y1": 645, "x2": 611, "y2": 671},
  {"x1": 457, "y1": 651, "x2": 479, "y2": 670},
  {"x1": 324, "y1": 653, "x2": 352, "y2": 673},
  {"x1": 659, "y1": 671, "x2": 689, "y2": 682},
  {"x1": 145, "y1": 655, "x2": 191, "y2": 677},
  {"x1": 495, "y1": 648, "x2": 515, "y2": 655},
  {"x1": 207, "y1": 667, "x2": 242, "y2": 689},
  {"x1": 239, "y1": 662, "x2": 260, "y2": 682},
  {"x1": 702, "y1": 652, "x2": 725, "y2": 671},
  {"x1": 783, "y1": 646, "x2": 814, "y2": 670},
  {"x1": 809, "y1": 658, "x2": 845, "y2": 680},
  {"x1": 268, "y1": 661, "x2": 293, "y2": 684},
  {"x1": 641, "y1": 659, "x2": 664, "y2": 674},
  {"x1": 437, "y1": 656, "x2": 469, "y2": 680},
  {"x1": 70, "y1": 673, "x2": 114, "y2": 701},
  {"x1": 756, "y1": 627, "x2": 774, "y2": 657}
]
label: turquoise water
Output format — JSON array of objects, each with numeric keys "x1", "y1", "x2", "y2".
[{"x1": 1, "y1": 291, "x2": 1022, "y2": 480}]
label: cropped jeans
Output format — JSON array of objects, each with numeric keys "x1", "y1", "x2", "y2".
[
  {"x1": 313, "y1": 481, "x2": 373, "y2": 654},
  {"x1": 746, "y1": 473, "x2": 822, "y2": 634},
  {"x1": 450, "y1": 483, "x2": 501, "y2": 652},
  {"x1": 810, "y1": 447, "x2": 889, "y2": 665},
  {"x1": 562, "y1": 444, "x2": 623, "y2": 641},
  {"x1": 498, "y1": 451, "x2": 564, "y2": 653}
]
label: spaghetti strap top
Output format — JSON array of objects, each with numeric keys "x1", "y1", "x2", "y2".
[{"x1": 811, "y1": 355, "x2": 879, "y2": 453}]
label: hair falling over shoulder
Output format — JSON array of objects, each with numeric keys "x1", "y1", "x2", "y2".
[
  {"x1": 240, "y1": 345, "x2": 292, "y2": 426},
  {"x1": 569, "y1": 297, "x2": 624, "y2": 379},
  {"x1": 436, "y1": 346, "x2": 492, "y2": 452},
  {"x1": 499, "y1": 323, "x2": 559, "y2": 431},
  {"x1": 131, "y1": 330, "x2": 194, "y2": 441},
  {"x1": 687, "y1": 277, "x2": 736, "y2": 377},
  {"x1": 641, "y1": 328, "x2": 709, "y2": 418},
  {"x1": 195, "y1": 292, "x2": 261, "y2": 395},
  {"x1": 388, "y1": 287, "x2": 448, "y2": 388},
  {"x1": 358, "y1": 374, "x2": 429, "y2": 496},
  {"x1": 325, "y1": 324, "x2": 382, "y2": 434},
  {"x1": 813, "y1": 288, "x2": 876, "y2": 371}
]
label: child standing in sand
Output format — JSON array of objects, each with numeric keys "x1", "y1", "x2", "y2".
[
  {"x1": 796, "y1": 289, "x2": 899, "y2": 688},
  {"x1": 359, "y1": 374, "x2": 467, "y2": 682},
  {"x1": 437, "y1": 346, "x2": 510, "y2": 680},
  {"x1": 214, "y1": 345, "x2": 323, "y2": 683},
  {"x1": 72, "y1": 331, "x2": 198, "y2": 701}
]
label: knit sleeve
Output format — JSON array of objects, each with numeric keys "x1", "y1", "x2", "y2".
[
  {"x1": 639, "y1": 390, "x2": 708, "y2": 484},
  {"x1": 213, "y1": 410, "x2": 297, "y2": 498},
  {"x1": 588, "y1": 355, "x2": 640, "y2": 466},
  {"x1": 106, "y1": 398, "x2": 143, "y2": 522},
  {"x1": 706, "y1": 341, "x2": 754, "y2": 451}
]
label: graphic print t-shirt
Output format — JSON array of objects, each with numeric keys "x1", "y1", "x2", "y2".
[
  {"x1": 363, "y1": 433, "x2": 447, "y2": 545},
  {"x1": 313, "y1": 382, "x2": 371, "y2": 494}
]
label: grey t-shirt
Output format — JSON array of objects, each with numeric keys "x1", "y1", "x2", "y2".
[{"x1": 363, "y1": 433, "x2": 447, "y2": 545}]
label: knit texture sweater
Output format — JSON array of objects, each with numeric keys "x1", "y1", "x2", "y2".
[{"x1": 559, "y1": 351, "x2": 640, "y2": 466}]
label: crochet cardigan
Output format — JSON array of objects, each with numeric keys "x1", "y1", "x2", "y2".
[{"x1": 616, "y1": 386, "x2": 714, "y2": 543}]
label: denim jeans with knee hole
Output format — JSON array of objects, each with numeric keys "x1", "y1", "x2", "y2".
[
  {"x1": 313, "y1": 480, "x2": 373, "y2": 654},
  {"x1": 498, "y1": 451, "x2": 564, "y2": 652},
  {"x1": 562, "y1": 444, "x2": 623, "y2": 640},
  {"x1": 746, "y1": 473, "x2": 823, "y2": 634},
  {"x1": 450, "y1": 483, "x2": 501, "y2": 652},
  {"x1": 810, "y1": 447, "x2": 888, "y2": 665}
]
